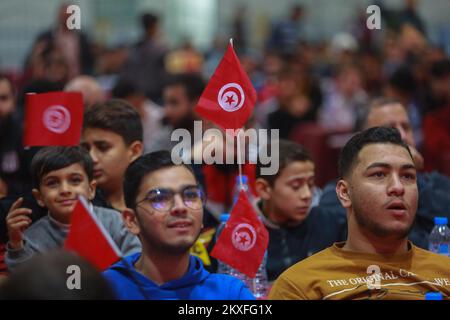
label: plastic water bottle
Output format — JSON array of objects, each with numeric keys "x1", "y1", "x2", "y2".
[
  {"x1": 215, "y1": 213, "x2": 269, "y2": 298},
  {"x1": 251, "y1": 252, "x2": 269, "y2": 299},
  {"x1": 428, "y1": 217, "x2": 450, "y2": 256},
  {"x1": 216, "y1": 213, "x2": 252, "y2": 287},
  {"x1": 231, "y1": 177, "x2": 269, "y2": 299}
]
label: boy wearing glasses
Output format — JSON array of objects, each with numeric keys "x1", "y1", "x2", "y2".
[{"x1": 103, "y1": 151, "x2": 255, "y2": 300}]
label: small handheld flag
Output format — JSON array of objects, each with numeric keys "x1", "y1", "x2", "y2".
[
  {"x1": 195, "y1": 39, "x2": 257, "y2": 131},
  {"x1": 23, "y1": 91, "x2": 83, "y2": 146},
  {"x1": 64, "y1": 196, "x2": 122, "y2": 271},
  {"x1": 211, "y1": 190, "x2": 269, "y2": 278}
]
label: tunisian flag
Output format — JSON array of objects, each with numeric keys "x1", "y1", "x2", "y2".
[
  {"x1": 23, "y1": 91, "x2": 83, "y2": 146},
  {"x1": 211, "y1": 190, "x2": 269, "y2": 278},
  {"x1": 195, "y1": 40, "x2": 257, "y2": 131},
  {"x1": 64, "y1": 196, "x2": 122, "y2": 271}
]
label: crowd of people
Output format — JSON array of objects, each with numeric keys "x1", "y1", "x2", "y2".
[{"x1": 0, "y1": 1, "x2": 449, "y2": 300}]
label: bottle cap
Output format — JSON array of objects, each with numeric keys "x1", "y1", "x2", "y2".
[
  {"x1": 425, "y1": 292, "x2": 443, "y2": 300},
  {"x1": 434, "y1": 217, "x2": 448, "y2": 225},
  {"x1": 236, "y1": 175, "x2": 248, "y2": 184},
  {"x1": 438, "y1": 244, "x2": 449, "y2": 255},
  {"x1": 220, "y1": 213, "x2": 230, "y2": 222}
]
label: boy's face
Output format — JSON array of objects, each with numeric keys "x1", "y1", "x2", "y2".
[
  {"x1": 81, "y1": 128, "x2": 139, "y2": 192},
  {"x1": 125, "y1": 166, "x2": 203, "y2": 255},
  {"x1": 33, "y1": 163, "x2": 96, "y2": 224},
  {"x1": 257, "y1": 160, "x2": 315, "y2": 226},
  {"x1": 163, "y1": 85, "x2": 194, "y2": 128}
]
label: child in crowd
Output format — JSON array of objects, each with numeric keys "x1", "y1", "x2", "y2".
[
  {"x1": 81, "y1": 99, "x2": 144, "y2": 212},
  {"x1": 5, "y1": 146, "x2": 141, "y2": 271},
  {"x1": 255, "y1": 139, "x2": 347, "y2": 281}
]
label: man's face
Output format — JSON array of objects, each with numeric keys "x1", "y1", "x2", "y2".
[
  {"x1": 81, "y1": 128, "x2": 134, "y2": 191},
  {"x1": 132, "y1": 166, "x2": 203, "y2": 254},
  {"x1": 34, "y1": 163, "x2": 96, "y2": 224},
  {"x1": 163, "y1": 85, "x2": 193, "y2": 128},
  {"x1": 264, "y1": 161, "x2": 315, "y2": 225},
  {"x1": 366, "y1": 104, "x2": 415, "y2": 147},
  {"x1": 0, "y1": 79, "x2": 15, "y2": 119},
  {"x1": 345, "y1": 143, "x2": 418, "y2": 239}
]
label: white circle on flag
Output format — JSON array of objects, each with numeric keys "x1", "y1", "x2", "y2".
[
  {"x1": 217, "y1": 83, "x2": 245, "y2": 112},
  {"x1": 43, "y1": 105, "x2": 71, "y2": 134},
  {"x1": 231, "y1": 223, "x2": 257, "y2": 251}
]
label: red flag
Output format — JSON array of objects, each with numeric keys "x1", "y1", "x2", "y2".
[
  {"x1": 23, "y1": 91, "x2": 83, "y2": 146},
  {"x1": 211, "y1": 190, "x2": 269, "y2": 278},
  {"x1": 64, "y1": 196, "x2": 122, "y2": 270},
  {"x1": 195, "y1": 40, "x2": 257, "y2": 131}
]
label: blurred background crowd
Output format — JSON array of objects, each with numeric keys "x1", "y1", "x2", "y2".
[{"x1": 0, "y1": 0, "x2": 449, "y2": 194}]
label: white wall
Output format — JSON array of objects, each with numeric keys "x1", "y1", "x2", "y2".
[{"x1": 0, "y1": 0, "x2": 448, "y2": 71}]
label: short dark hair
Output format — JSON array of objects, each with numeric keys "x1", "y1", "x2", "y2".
[
  {"x1": 141, "y1": 13, "x2": 158, "y2": 31},
  {"x1": 83, "y1": 99, "x2": 143, "y2": 146},
  {"x1": 338, "y1": 127, "x2": 413, "y2": 179},
  {"x1": 354, "y1": 97, "x2": 403, "y2": 132},
  {"x1": 111, "y1": 79, "x2": 142, "y2": 99},
  {"x1": 164, "y1": 74, "x2": 205, "y2": 102},
  {"x1": 30, "y1": 146, "x2": 93, "y2": 189},
  {"x1": 430, "y1": 59, "x2": 450, "y2": 79},
  {"x1": 388, "y1": 66, "x2": 416, "y2": 95},
  {"x1": 124, "y1": 150, "x2": 196, "y2": 210},
  {"x1": 256, "y1": 139, "x2": 313, "y2": 185}
]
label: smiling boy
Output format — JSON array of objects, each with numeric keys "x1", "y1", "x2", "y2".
[
  {"x1": 103, "y1": 151, "x2": 254, "y2": 300},
  {"x1": 5, "y1": 146, "x2": 140, "y2": 271}
]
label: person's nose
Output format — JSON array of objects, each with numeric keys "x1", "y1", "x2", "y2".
[
  {"x1": 170, "y1": 193, "x2": 188, "y2": 217},
  {"x1": 387, "y1": 173, "x2": 405, "y2": 197},
  {"x1": 299, "y1": 184, "x2": 313, "y2": 202},
  {"x1": 59, "y1": 181, "x2": 72, "y2": 196},
  {"x1": 89, "y1": 148, "x2": 99, "y2": 164}
]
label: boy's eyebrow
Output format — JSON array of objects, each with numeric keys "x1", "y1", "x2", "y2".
[
  {"x1": 286, "y1": 173, "x2": 315, "y2": 182},
  {"x1": 143, "y1": 184, "x2": 199, "y2": 197},
  {"x1": 42, "y1": 175, "x2": 56, "y2": 181},
  {"x1": 365, "y1": 162, "x2": 416, "y2": 171}
]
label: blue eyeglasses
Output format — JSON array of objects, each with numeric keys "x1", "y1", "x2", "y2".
[{"x1": 136, "y1": 185, "x2": 205, "y2": 212}]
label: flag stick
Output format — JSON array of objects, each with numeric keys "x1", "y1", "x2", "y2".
[{"x1": 237, "y1": 128, "x2": 244, "y2": 191}]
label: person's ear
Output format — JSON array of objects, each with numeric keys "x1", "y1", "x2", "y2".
[
  {"x1": 32, "y1": 188, "x2": 45, "y2": 208},
  {"x1": 122, "y1": 208, "x2": 140, "y2": 236},
  {"x1": 255, "y1": 178, "x2": 272, "y2": 201},
  {"x1": 336, "y1": 179, "x2": 352, "y2": 209},
  {"x1": 88, "y1": 179, "x2": 97, "y2": 201},
  {"x1": 128, "y1": 141, "x2": 143, "y2": 163}
]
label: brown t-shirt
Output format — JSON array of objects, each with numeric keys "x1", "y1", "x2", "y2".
[{"x1": 269, "y1": 242, "x2": 450, "y2": 300}]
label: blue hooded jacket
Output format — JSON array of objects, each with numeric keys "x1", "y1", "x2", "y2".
[{"x1": 103, "y1": 253, "x2": 255, "y2": 300}]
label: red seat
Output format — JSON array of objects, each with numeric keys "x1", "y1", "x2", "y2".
[{"x1": 290, "y1": 122, "x2": 352, "y2": 187}]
